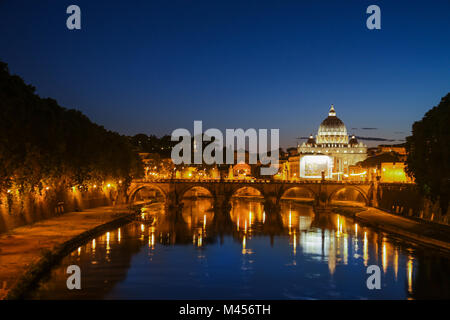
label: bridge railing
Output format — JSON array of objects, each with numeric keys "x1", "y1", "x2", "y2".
[{"x1": 132, "y1": 178, "x2": 374, "y2": 185}]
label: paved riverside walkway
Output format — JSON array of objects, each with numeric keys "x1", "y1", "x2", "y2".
[
  {"x1": 0, "y1": 205, "x2": 133, "y2": 299},
  {"x1": 350, "y1": 207, "x2": 450, "y2": 251}
]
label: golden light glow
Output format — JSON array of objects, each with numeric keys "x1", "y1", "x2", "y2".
[
  {"x1": 394, "y1": 248, "x2": 398, "y2": 281},
  {"x1": 288, "y1": 210, "x2": 292, "y2": 231},
  {"x1": 293, "y1": 231, "x2": 297, "y2": 256},
  {"x1": 328, "y1": 236, "x2": 336, "y2": 275},
  {"x1": 349, "y1": 171, "x2": 366, "y2": 176},
  {"x1": 336, "y1": 216, "x2": 342, "y2": 237},
  {"x1": 106, "y1": 232, "x2": 110, "y2": 254},
  {"x1": 197, "y1": 233, "x2": 203, "y2": 247},
  {"x1": 407, "y1": 256, "x2": 414, "y2": 294},
  {"x1": 343, "y1": 234, "x2": 348, "y2": 265},
  {"x1": 149, "y1": 231, "x2": 155, "y2": 248},
  {"x1": 363, "y1": 231, "x2": 368, "y2": 266},
  {"x1": 382, "y1": 240, "x2": 388, "y2": 273},
  {"x1": 354, "y1": 232, "x2": 359, "y2": 255},
  {"x1": 373, "y1": 233, "x2": 378, "y2": 264},
  {"x1": 380, "y1": 162, "x2": 412, "y2": 183},
  {"x1": 118, "y1": 228, "x2": 121, "y2": 243}
]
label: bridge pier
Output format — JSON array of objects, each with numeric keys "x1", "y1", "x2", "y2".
[
  {"x1": 313, "y1": 183, "x2": 330, "y2": 212},
  {"x1": 211, "y1": 195, "x2": 234, "y2": 231},
  {"x1": 165, "y1": 206, "x2": 186, "y2": 224},
  {"x1": 211, "y1": 208, "x2": 234, "y2": 232},
  {"x1": 164, "y1": 188, "x2": 184, "y2": 211},
  {"x1": 261, "y1": 203, "x2": 284, "y2": 235},
  {"x1": 369, "y1": 180, "x2": 379, "y2": 207},
  {"x1": 263, "y1": 195, "x2": 281, "y2": 215},
  {"x1": 213, "y1": 195, "x2": 232, "y2": 213}
]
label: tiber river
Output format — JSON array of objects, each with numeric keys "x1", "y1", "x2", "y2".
[{"x1": 27, "y1": 187, "x2": 450, "y2": 299}]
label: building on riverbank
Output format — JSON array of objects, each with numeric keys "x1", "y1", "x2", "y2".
[{"x1": 287, "y1": 105, "x2": 368, "y2": 180}]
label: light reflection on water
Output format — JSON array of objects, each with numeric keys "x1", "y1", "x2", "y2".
[{"x1": 28, "y1": 199, "x2": 450, "y2": 299}]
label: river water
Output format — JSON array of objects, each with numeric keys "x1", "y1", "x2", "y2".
[{"x1": 27, "y1": 198, "x2": 450, "y2": 299}]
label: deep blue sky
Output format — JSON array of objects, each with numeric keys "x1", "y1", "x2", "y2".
[{"x1": 1, "y1": 0, "x2": 449, "y2": 148}]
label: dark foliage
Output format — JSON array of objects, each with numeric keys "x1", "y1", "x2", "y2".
[
  {"x1": 0, "y1": 61, "x2": 143, "y2": 193},
  {"x1": 406, "y1": 93, "x2": 450, "y2": 214},
  {"x1": 129, "y1": 133, "x2": 175, "y2": 158}
]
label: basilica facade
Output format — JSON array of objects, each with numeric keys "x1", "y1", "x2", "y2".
[{"x1": 288, "y1": 105, "x2": 367, "y2": 180}]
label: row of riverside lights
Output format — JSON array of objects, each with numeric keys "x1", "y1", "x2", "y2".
[{"x1": 3, "y1": 180, "x2": 124, "y2": 196}]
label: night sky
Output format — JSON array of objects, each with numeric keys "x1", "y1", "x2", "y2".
[{"x1": 1, "y1": 0, "x2": 449, "y2": 148}]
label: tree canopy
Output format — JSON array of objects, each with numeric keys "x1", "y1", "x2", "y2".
[
  {"x1": 406, "y1": 93, "x2": 450, "y2": 214},
  {"x1": 129, "y1": 133, "x2": 175, "y2": 158},
  {"x1": 0, "y1": 61, "x2": 143, "y2": 193}
]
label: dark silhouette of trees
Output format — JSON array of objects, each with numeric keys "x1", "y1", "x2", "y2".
[
  {"x1": 129, "y1": 134, "x2": 175, "y2": 158},
  {"x1": 0, "y1": 61, "x2": 143, "y2": 195},
  {"x1": 358, "y1": 152, "x2": 402, "y2": 168},
  {"x1": 406, "y1": 93, "x2": 450, "y2": 214}
]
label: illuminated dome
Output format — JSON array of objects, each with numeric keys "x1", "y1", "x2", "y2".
[{"x1": 316, "y1": 105, "x2": 349, "y2": 145}]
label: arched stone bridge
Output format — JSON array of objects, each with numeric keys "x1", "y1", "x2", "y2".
[{"x1": 128, "y1": 179, "x2": 379, "y2": 213}]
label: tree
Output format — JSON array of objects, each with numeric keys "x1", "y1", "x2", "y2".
[
  {"x1": 129, "y1": 133, "x2": 175, "y2": 158},
  {"x1": 406, "y1": 93, "x2": 450, "y2": 214},
  {"x1": 0, "y1": 61, "x2": 143, "y2": 194}
]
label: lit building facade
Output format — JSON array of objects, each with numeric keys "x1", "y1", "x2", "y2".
[
  {"x1": 291, "y1": 105, "x2": 368, "y2": 180},
  {"x1": 380, "y1": 162, "x2": 414, "y2": 183}
]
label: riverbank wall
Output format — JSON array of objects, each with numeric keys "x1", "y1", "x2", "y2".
[
  {"x1": 377, "y1": 183, "x2": 449, "y2": 226},
  {"x1": 333, "y1": 205, "x2": 450, "y2": 253},
  {"x1": 0, "y1": 186, "x2": 124, "y2": 234}
]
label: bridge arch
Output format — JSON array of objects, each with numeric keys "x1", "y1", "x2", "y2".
[
  {"x1": 231, "y1": 185, "x2": 265, "y2": 199},
  {"x1": 180, "y1": 186, "x2": 215, "y2": 227},
  {"x1": 328, "y1": 185, "x2": 369, "y2": 206},
  {"x1": 280, "y1": 186, "x2": 317, "y2": 201},
  {"x1": 180, "y1": 185, "x2": 214, "y2": 199},
  {"x1": 128, "y1": 184, "x2": 167, "y2": 204}
]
